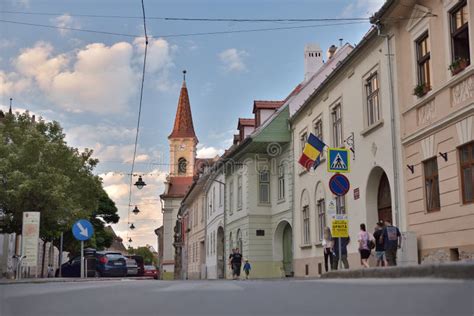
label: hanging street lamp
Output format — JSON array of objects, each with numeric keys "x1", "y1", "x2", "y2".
[
  {"x1": 130, "y1": 223, "x2": 135, "y2": 230},
  {"x1": 134, "y1": 176, "x2": 146, "y2": 190},
  {"x1": 132, "y1": 205, "x2": 140, "y2": 215}
]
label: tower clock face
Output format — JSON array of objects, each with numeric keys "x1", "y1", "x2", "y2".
[{"x1": 179, "y1": 144, "x2": 186, "y2": 151}]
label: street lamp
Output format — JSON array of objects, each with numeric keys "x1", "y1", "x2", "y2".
[
  {"x1": 128, "y1": 237, "x2": 132, "y2": 243},
  {"x1": 129, "y1": 223, "x2": 135, "y2": 230},
  {"x1": 134, "y1": 176, "x2": 146, "y2": 190},
  {"x1": 132, "y1": 206, "x2": 140, "y2": 215}
]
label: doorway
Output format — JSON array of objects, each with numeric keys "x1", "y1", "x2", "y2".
[
  {"x1": 216, "y1": 227, "x2": 225, "y2": 279},
  {"x1": 377, "y1": 173, "x2": 392, "y2": 222}
]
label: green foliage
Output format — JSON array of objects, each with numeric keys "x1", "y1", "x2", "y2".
[
  {"x1": 0, "y1": 111, "x2": 119, "y2": 252},
  {"x1": 128, "y1": 246, "x2": 157, "y2": 266}
]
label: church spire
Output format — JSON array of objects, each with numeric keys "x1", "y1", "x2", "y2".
[{"x1": 169, "y1": 70, "x2": 197, "y2": 140}]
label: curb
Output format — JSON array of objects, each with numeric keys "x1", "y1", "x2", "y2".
[
  {"x1": 0, "y1": 276, "x2": 157, "y2": 285},
  {"x1": 320, "y1": 263, "x2": 474, "y2": 280}
]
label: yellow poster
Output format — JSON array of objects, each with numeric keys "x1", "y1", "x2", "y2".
[{"x1": 332, "y1": 218, "x2": 349, "y2": 238}]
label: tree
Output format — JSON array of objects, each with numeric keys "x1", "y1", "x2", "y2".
[
  {"x1": 128, "y1": 246, "x2": 157, "y2": 266},
  {"x1": 0, "y1": 111, "x2": 119, "y2": 269}
]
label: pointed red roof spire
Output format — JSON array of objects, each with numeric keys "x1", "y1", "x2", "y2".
[{"x1": 169, "y1": 70, "x2": 197, "y2": 140}]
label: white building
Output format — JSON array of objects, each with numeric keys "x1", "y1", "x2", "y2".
[{"x1": 289, "y1": 30, "x2": 408, "y2": 276}]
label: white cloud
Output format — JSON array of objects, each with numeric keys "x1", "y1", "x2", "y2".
[
  {"x1": 218, "y1": 48, "x2": 248, "y2": 73},
  {"x1": 51, "y1": 14, "x2": 80, "y2": 36},
  {"x1": 197, "y1": 145, "x2": 224, "y2": 158},
  {"x1": 341, "y1": 0, "x2": 385, "y2": 18},
  {"x1": 1, "y1": 38, "x2": 176, "y2": 114}
]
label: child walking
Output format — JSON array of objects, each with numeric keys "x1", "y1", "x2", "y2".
[{"x1": 243, "y1": 259, "x2": 251, "y2": 279}]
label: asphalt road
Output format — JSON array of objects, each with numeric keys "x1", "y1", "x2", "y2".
[{"x1": 1, "y1": 278, "x2": 473, "y2": 316}]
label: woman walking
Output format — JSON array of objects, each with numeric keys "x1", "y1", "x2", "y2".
[
  {"x1": 322, "y1": 227, "x2": 333, "y2": 272},
  {"x1": 358, "y1": 223, "x2": 374, "y2": 268}
]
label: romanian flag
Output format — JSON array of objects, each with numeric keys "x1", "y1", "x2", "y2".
[{"x1": 298, "y1": 133, "x2": 326, "y2": 171}]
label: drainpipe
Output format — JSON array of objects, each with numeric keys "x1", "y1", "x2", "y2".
[
  {"x1": 377, "y1": 23, "x2": 401, "y2": 228},
  {"x1": 290, "y1": 123, "x2": 296, "y2": 276}
]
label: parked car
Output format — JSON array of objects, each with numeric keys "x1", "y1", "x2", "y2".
[
  {"x1": 56, "y1": 251, "x2": 128, "y2": 278},
  {"x1": 126, "y1": 255, "x2": 145, "y2": 276},
  {"x1": 143, "y1": 265, "x2": 158, "y2": 279},
  {"x1": 126, "y1": 258, "x2": 138, "y2": 276}
]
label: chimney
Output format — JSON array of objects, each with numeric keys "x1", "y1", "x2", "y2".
[
  {"x1": 327, "y1": 45, "x2": 337, "y2": 60},
  {"x1": 304, "y1": 43, "x2": 323, "y2": 83}
]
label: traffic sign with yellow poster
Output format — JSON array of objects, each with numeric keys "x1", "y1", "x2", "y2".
[{"x1": 331, "y1": 215, "x2": 348, "y2": 238}]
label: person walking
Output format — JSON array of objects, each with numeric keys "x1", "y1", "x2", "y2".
[
  {"x1": 229, "y1": 248, "x2": 236, "y2": 278},
  {"x1": 332, "y1": 236, "x2": 350, "y2": 270},
  {"x1": 358, "y1": 223, "x2": 374, "y2": 268},
  {"x1": 231, "y1": 248, "x2": 243, "y2": 280},
  {"x1": 322, "y1": 227, "x2": 333, "y2": 272},
  {"x1": 243, "y1": 259, "x2": 251, "y2": 279},
  {"x1": 373, "y1": 221, "x2": 387, "y2": 267},
  {"x1": 380, "y1": 219, "x2": 401, "y2": 266}
]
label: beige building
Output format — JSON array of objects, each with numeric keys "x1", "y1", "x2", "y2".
[
  {"x1": 373, "y1": 0, "x2": 474, "y2": 263},
  {"x1": 289, "y1": 29, "x2": 409, "y2": 276},
  {"x1": 181, "y1": 161, "x2": 214, "y2": 279}
]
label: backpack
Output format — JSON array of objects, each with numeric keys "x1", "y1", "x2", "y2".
[{"x1": 366, "y1": 232, "x2": 375, "y2": 250}]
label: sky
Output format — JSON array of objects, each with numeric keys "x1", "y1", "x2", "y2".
[{"x1": 0, "y1": 0, "x2": 385, "y2": 248}]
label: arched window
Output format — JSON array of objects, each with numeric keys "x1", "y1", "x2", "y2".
[
  {"x1": 301, "y1": 190, "x2": 311, "y2": 245},
  {"x1": 237, "y1": 229, "x2": 243, "y2": 256},
  {"x1": 178, "y1": 157, "x2": 187, "y2": 175}
]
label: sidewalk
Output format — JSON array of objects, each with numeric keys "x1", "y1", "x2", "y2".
[
  {"x1": 320, "y1": 262, "x2": 474, "y2": 280},
  {"x1": 0, "y1": 276, "x2": 156, "y2": 285}
]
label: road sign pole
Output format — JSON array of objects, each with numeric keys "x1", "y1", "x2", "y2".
[
  {"x1": 80, "y1": 240, "x2": 84, "y2": 279},
  {"x1": 338, "y1": 239, "x2": 342, "y2": 270}
]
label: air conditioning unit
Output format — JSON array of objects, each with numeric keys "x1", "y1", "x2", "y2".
[{"x1": 398, "y1": 231, "x2": 418, "y2": 266}]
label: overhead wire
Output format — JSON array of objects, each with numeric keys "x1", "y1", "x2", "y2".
[
  {"x1": 127, "y1": 0, "x2": 149, "y2": 233},
  {"x1": 0, "y1": 19, "x2": 371, "y2": 39}
]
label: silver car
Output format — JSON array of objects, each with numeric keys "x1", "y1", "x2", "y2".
[{"x1": 126, "y1": 258, "x2": 138, "y2": 276}]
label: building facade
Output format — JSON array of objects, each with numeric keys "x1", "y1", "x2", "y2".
[
  {"x1": 374, "y1": 0, "x2": 474, "y2": 263},
  {"x1": 204, "y1": 167, "x2": 226, "y2": 279},
  {"x1": 290, "y1": 28, "x2": 410, "y2": 276}
]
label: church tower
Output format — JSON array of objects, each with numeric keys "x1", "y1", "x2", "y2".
[
  {"x1": 160, "y1": 70, "x2": 197, "y2": 280},
  {"x1": 304, "y1": 43, "x2": 323, "y2": 83},
  {"x1": 168, "y1": 70, "x2": 198, "y2": 177}
]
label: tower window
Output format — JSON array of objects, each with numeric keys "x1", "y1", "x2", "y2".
[{"x1": 178, "y1": 157, "x2": 187, "y2": 174}]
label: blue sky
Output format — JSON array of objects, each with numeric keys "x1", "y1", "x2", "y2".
[{"x1": 0, "y1": 0, "x2": 384, "y2": 247}]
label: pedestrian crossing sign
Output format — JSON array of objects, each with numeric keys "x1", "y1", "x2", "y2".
[{"x1": 327, "y1": 148, "x2": 350, "y2": 173}]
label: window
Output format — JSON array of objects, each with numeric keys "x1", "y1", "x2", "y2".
[
  {"x1": 460, "y1": 142, "x2": 474, "y2": 204},
  {"x1": 300, "y1": 132, "x2": 308, "y2": 154},
  {"x1": 212, "y1": 187, "x2": 216, "y2": 215},
  {"x1": 189, "y1": 209, "x2": 193, "y2": 228},
  {"x1": 219, "y1": 183, "x2": 223, "y2": 206},
  {"x1": 424, "y1": 157, "x2": 441, "y2": 212},
  {"x1": 365, "y1": 73, "x2": 380, "y2": 126},
  {"x1": 201, "y1": 197, "x2": 205, "y2": 222},
  {"x1": 416, "y1": 32, "x2": 431, "y2": 88},
  {"x1": 450, "y1": 1, "x2": 470, "y2": 65},
  {"x1": 302, "y1": 205, "x2": 311, "y2": 244},
  {"x1": 332, "y1": 104, "x2": 343, "y2": 147},
  {"x1": 278, "y1": 163, "x2": 285, "y2": 200},
  {"x1": 314, "y1": 119, "x2": 324, "y2": 158},
  {"x1": 237, "y1": 175, "x2": 243, "y2": 209},
  {"x1": 317, "y1": 199, "x2": 326, "y2": 241},
  {"x1": 178, "y1": 157, "x2": 187, "y2": 175},
  {"x1": 194, "y1": 206, "x2": 198, "y2": 227},
  {"x1": 229, "y1": 180, "x2": 234, "y2": 213},
  {"x1": 336, "y1": 195, "x2": 346, "y2": 214},
  {"x1": 259, "y1": 170, "x2": 270, "y2": 204}
]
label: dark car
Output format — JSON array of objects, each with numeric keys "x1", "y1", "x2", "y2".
[
  {"x1": 126, "y1": 255, "x2": 145, "y2": 276},
  {"x1": 56, "y1": 251, "x2": 127, "y2": 278}
]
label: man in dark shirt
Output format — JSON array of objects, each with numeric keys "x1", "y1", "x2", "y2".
[
  {"x1": 332, "y1": 237, "x2": 350, "y2": 270},
  {"x1": 373, "y1": 221, "x2": 387, "y2": 267},
  {"x1": 380, "y1": 219, "x2": 401, "y2": 266},
  {"x1": 231, "y1": 248, "x2": 243, "y2": 279}
]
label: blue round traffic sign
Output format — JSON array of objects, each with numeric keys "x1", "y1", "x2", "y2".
[
  {"x1": 329, "y1": 174, "x2": 350, "y2": 196},
  {"x1": 72, "y1": 219, "x2": 94, "y2": 241}
]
